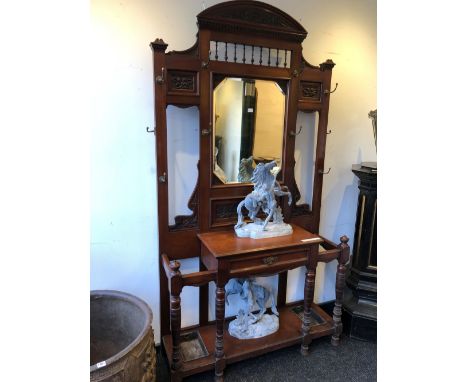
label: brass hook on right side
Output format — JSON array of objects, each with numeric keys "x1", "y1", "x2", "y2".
[{"x1": 324, "y1": 83, "x2": 338, "y2": 95}]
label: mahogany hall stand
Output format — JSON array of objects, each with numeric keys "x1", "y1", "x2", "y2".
[{"x1": 150, "y1": 2, "x2": 350, "y2": 381}]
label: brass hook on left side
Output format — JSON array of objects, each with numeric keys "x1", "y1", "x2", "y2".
[
  {"x1": 155, "y1": 67, "x2": 165, "y2": 85},
  {"x1": 289, "y1": 125, "x2": 303, "y2": 136}
]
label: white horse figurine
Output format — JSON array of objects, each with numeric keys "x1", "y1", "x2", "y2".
[
  {"x1": 225, "y1": 278, "x2": 279, "y2": 333},
  {"x1": 234, "y1": 161, "x2": 292, "y2": 230}
]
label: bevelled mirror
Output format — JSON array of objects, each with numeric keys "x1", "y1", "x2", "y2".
[{"x1": 212, "y1": 77, "x2": 287, "y2": 184}]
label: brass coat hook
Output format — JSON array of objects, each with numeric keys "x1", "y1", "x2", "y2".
[
  {"x1": 155, "y1": 67, "x2": 165, "y2": 84},
  {"x1": 158, "y1": 172, "x2": 167, "y2": 183},
  {"x1": 324, "y1": 83, "x2": 338, "y2": 94},
  {"x1": 319, "y1": 168, "x2": 331, "y2": 175},
  {"x1": 289, "y1": 125, "x2": 303, "y2": 136},
  {"x1": 202, "y1": 53, "x2": 210, "y2": 69}
]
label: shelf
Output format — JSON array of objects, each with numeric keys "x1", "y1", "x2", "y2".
[{"x1": 162, "y1": 302, "x2": 335, "y2": 378}]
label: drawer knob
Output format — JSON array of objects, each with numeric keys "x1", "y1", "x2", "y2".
[{"x1": 263, "y1": 256, "x2": 278, "y2": 266}]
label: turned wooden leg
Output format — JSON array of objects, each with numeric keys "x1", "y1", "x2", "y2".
[
  {"x1": 170, "y1": 294, "x2": 182, "y2": 370},
  {"x1": 331, "y1": 235, "x2": 350, "y2": 346},
  {"x1": 215, "y1": 284, "x2": 226, "y2": 382},
  {"x1": 301, "y1": 267, "x2": 316, "y2": 355},
  {"x1": 169, "y1": 260, "x2": 183, "y2": 381}
]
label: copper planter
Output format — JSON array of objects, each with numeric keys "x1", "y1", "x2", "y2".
[{"x1": 90, "y1": 290, "x2": 156, "y2": 382}]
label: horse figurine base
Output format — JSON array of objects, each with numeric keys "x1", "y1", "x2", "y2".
[
  {"x1": 235, "y1": 221, "x2": 292, "y2": 239},
  {"x1": 228, "y1": 314, "x2": 279, "y2": 339}
]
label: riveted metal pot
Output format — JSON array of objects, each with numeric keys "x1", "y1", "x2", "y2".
[{"x1": 90, "y1": 290, "x2": 156, "y2": 382}]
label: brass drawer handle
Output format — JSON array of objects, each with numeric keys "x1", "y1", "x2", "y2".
[{"x1": 263, "y1": 256, "x2": 278, "y2": 266}]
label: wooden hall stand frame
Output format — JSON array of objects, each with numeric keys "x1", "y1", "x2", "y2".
[{"x1": 150, "y1": 2, "x2": 350, "y2": 381}]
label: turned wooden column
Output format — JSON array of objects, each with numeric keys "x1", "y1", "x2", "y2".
[
  {"x1": 215, "y1": 282, "x2": 227, "y2": 382},
  {"x1": 301, "y1": 245, "x2": 318, "y2": 355},
  {"x1": 301, "y1": 268, "x2": 316, "y2": 355},
  {"x1": 169, "y1": 260, "x2": 183, "y2": 380},
  {"x1": 331, "y1": 235, "x2": 350, "y2": 346},
  {"x1": 214, "y1": 260, "x2": 229, "y2": 382}
]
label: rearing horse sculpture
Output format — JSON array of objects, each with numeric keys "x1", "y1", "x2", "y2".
[
  {"x1": 225, "y1": 278, "x2": 279, "y2": 332},
  {"x1": 234, "y1": 161, "x2": 292, "y2": 230}
]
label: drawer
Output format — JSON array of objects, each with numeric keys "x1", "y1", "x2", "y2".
[{"x1": 229, "y1": 250, "x2": 308, "y2": 274}]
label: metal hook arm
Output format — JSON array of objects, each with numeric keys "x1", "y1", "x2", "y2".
[
  {"x1": 324, "y1": 83, "x2": 338, "y2": 95},
  {"x1": 201, "y1": 52, "x2": 210, "y2": 69},
  {"x1": 326, "y1": 130, "x2": 332, "y2": 135},
  {"x1": 146, "y1": 126, "x2": 155, "y2": 133},
  {"x1": 289, "y1": 125, "x2": 303, "y2": 136},
  {"x1": 319, "y1": 168, "x2": 331, "y2": 175},
  {"x1": 155, "y1": 67, "x2": 165, "y2": 85}
]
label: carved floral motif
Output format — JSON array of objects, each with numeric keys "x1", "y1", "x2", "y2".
[
  {"x1": 219, "y1": 7, "x2": 291, "y2": 28},
  {"x1": 171, "y1": 75, "x2": 194, "y2": 91},
  {"x1": 215, "y1": 202, "x2": 238, "y2": 219},
  {"x1": 301, "y1": 82, "x2": 321, "y2": 100}
]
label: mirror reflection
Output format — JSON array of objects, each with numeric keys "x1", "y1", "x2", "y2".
[{"x1": 213, "y1": 78, "x2": 286, "y2": 184}]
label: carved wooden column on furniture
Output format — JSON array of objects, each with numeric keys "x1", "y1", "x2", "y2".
[
  {"x1": 215, "y1": 280, "x2": 227, "y2": 382},
  {"x1": 150, "y1": 38, "x2": 171, "y2": 338},
  {"x1": 169, "y1": 260, "x2": 183, "y2": 381},
  {"x1": 301, "y1": 246, "x2": 318, "y2": 355},
  {"x1": 310, "y1": 59, "x2": 335, "y2": 233},
  {"x1": 331, "y1": 235, "x2": 350, "y2": 346},
  {"x1": 199, "y1": 258, "x2": 209, "y2": 327}
]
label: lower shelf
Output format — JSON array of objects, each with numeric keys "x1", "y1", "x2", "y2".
[{"x1": 162, "y1": 302, "x2": 335, "y2": 378}]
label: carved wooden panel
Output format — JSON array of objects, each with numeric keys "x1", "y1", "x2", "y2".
[
  {"x1": 197, "y1": 1, "x2": 308, "y2": 42},
  {"x1": 167, "y1": 71, "x2": 198, "y2": 95},
  {"x1": 300, "y1": 81, "x2": 321, "y2": 101},
  {"x1": 210, "y1": 198, "x2": 243, "y2": 228}
]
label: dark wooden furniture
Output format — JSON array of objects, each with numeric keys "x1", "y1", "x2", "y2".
[
  {"x1": 343, "y1": 164, "x2": 377, "y2": 342},
  {"x1": 150, "y1": 1, "x2": 350, "y2": 380}
]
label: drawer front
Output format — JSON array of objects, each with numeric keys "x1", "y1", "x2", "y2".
[{"x1": 229, "y1": 250, "x2": 308, "y2": 273}]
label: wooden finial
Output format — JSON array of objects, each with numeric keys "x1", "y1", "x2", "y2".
[
  {"x1": 340, "y1": 235, "x2": 349, "y2": 244},
  {"x1": 320, "y1": 59, "x2": 335, "y2": 71},
  {"x1": 150, "y1": 38, "x2": 168, "y2": 52},
  {"x1": 169, "y1": 260, "x2": 181, "y2": 275}
]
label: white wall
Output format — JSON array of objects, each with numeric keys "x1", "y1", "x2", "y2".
[{"x1": 91, "y1": 0, "x2": 376, "y2": 344}]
